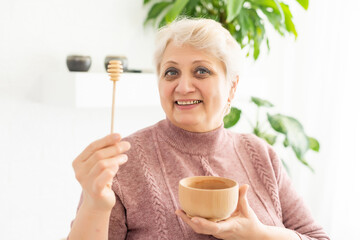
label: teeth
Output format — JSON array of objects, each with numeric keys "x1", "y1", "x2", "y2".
[{"x1": 176, "y1": 100, "x2": 202, "y2": 105}]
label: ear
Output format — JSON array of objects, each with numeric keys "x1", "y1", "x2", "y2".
[{"x1": 228, "y1": 76, "x2": 239, "y2": 102}]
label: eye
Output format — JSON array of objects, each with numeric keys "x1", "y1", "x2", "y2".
[
  {"x1": 164, "y1": 67, "x2": 179, "y2": 77},
  {"x1": 195, "y1": 67, "x2": 211, "y2": 75}
]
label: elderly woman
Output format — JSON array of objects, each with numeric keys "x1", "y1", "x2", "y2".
[{"x1": 68, "y1": 18, "x2": 330, "y2": 240}]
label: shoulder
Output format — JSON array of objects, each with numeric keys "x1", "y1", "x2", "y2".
[
  {"x1": 231, "y1": 132, "x2": 284, "y2": 218},
  {"x1": 228, "y1": 131, "x2": 264, "y2": 147},
  {"x1": 229, "y1": 131, "x2": 270, "y2": 154},
  {"x1": 230, "y1": 132, "x2": 281, "y2": 179}
]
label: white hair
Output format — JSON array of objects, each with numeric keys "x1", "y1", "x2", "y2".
[{"x1": 154, "y1": 18, "x2": 242, "y2": 86}]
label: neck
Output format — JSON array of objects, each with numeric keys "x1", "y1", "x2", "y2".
[
  {"x1": 170, "y1": 120, "x2": 223, "y2": 133},
  {"x1": 156, "y1": 119, "x2": 229, "y2": 155}
]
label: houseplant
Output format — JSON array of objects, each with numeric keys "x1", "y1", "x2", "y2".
[
  {"x1": 143, "y1": 0, "x2": 318, "y2": 172},
  {"x1": 144, "y1": 0, "x2": 309, "y2": 59},
  {"x1": 223, "y1": 97, "x2": 319, "y2": 172}
]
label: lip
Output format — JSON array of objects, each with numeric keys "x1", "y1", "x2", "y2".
[{"x1": 175, "y1": 99, "x2": 202, "y2": 110}]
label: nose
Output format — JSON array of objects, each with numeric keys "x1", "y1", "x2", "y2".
[{"x1": 175, "y1": 74, "x2": 195, "y2": 94}]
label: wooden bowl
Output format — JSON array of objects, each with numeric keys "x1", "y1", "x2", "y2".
[{"x1": 179, "y1": 176, "x2": 238, "y2": 222}]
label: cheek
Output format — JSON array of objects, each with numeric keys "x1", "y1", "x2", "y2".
[
  {"x1": 158, "y1": 82, "x2": 173, "y2": 104},
  {"x1": 207, "y1": 82, "x2": 226, "y2": 100},
  {"x1": 207, "y1": 84, "x2": 229, "y2": 109}
]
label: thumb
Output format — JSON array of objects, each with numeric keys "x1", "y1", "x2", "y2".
[{"x1": 236, "y1": 184, "x2": 251, "y2": 217}]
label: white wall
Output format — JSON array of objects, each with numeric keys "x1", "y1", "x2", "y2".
[
  {"x1": 1, "y1": 0, "x2": 359, "y2": 239},
  {"x1": 0, "y1": 1, "x2": 162, "y2": 239},
  {"x1": 232, "y1": 1, "x2": 360, "y2": 239},
  {"x1": 0, "y1": 0, "x2": 156, "y2": 98}
]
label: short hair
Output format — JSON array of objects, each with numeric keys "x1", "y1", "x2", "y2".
[{"x1": 154, "y1": 18, "x2": 242, "y2": 85}]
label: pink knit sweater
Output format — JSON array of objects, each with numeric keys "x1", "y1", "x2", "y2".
[{"x1": 77, "y1": 119, "x2": 330, "y2": 240}]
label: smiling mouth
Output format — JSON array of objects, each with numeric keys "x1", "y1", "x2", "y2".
[{"x1": 175, "y1": 100, "x2": 203, "y2": 106}]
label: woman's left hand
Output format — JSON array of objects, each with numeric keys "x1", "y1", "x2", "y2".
[{"x1": 175, "y1": 184, "x2": 267, "y2": 240}]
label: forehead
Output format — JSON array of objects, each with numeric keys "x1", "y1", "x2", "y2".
[{"x1": 161, "y1": 42, "x2": 223, "y2": 68}]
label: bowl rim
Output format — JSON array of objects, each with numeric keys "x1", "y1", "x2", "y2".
[
  {"x1": 179, "y1": 176, "x2": 239, "y2": 192},
  {"x1": 67, "y1": 55, "x2": 91, "y2": 59}
]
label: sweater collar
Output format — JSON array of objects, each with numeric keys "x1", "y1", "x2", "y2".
[{"x1": 156, "y1": 118, "x2": 229, "y2": 155}]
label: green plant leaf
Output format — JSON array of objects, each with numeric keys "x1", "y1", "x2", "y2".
[
  {"x1": 258, "y1": 6, "x2": 285, "y2": 36},
  {"x1": 281, "y1": 158, "x2": 291, "y2": 175},
  {"x1": 267, "y1": 113, "x2": 309, "y2": 160},
  {"x1": 250, "y1": 0, "x2": 277, "y2": 8},
  {"x1": 165, "y1": 0, "x2": 190, "y2": 23},
  {"x1": 158, "y1": 17, "x2": 168, "y2": 28},
  {"x1": 145, "y1": 2, "x2": 172, "y2": 23},
  {"x1": 224, "y1": 107, "x2": 242, "y2": 128},
  {"x1": 299, "y1": 158, "x2": 315, "y2": 172},
  {"x1": 227, "y1": 22, "x2": 236, "y2": 35},
  {"x1": 251, "y1": 0, "x2": 288, "y2": 37},
  {"x1": 251, "y1": 0, "x2": 284, "y2": 21},
  {"x1": 238, "y1": 8, "x2": 265, "y2": 59},
  {"x1": 308, "y1": 136, "x2": 320, "y2": 152},
  {"x1": 237, "y1": 8, "x2": 254, "y2": 42},
  {"x1": 253, "y1": 126, "x2": 261, "y2": 137},
  {"x1": 182, "y1": 0, "x2": 200, "y2": 15},
  {"x1": 144, "y1": 0, "x2": 151, "y2": 5},
  {"x1": 280, "y1": 3, "x2": 298, "y2": 38},
  {"x1": 253, "y1": 11, "x2": 265, "y2": 59},
  {"x1": 283, "y1": 137, "x2": 289, "y2": 147},
  {"x1": 254, "y1": 129, "x2": 277, "y2": 145},
  {"x1": 295, "y1": 0, "x2": 309, "y2": 10},
  {"x1": 251, "y1": 96, "x2": 274, "y2": 107},
  {"x1": 272, "y1": 0, "x2": 285, "y2": 23},
  {"x1": 226, "y1": 0, "x2": 245, "y2": 23},
  {"x1": 263, "y1": 133, "x2": 277, "y2": 145},
  {"x1": 253, "y1": 36, "x2": 260, "y2": 59}
]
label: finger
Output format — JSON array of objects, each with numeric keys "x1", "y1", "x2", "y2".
[
  {"x1": 87, "y1": 155, "x2": 128, "y2": 183},
  {"x1": 75, "y1": 133, "x2": 122, "y2": 164},
  {"x1": 84, "y1": 141, "x2": 131, "y2": 171},
  {"x1": 175, "y1": 210, "x2": 220, "y2": 235},
  {"x1": 237, "y1": 184, "x2": 250, "y2": 217},
  {"x1": 92, "y1": 168, "x2": 117, "y2": 195},
  {"x1": 191, "y1": 217, "x2": 222, "y2": 235},
  {"x1": 175, "y1": 210, "x2": 198, "y2": 230}
]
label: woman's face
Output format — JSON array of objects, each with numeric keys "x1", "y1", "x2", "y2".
[{"x1": 158, "y1": 42, "x2": 235, "y2": 132}]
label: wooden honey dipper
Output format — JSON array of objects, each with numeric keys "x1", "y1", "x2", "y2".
[{"x1": 107, "y1": 60, "x2": 123, "y2": 134}]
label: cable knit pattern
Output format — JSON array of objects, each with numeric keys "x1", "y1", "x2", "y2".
[
  {"x1": 241, "y1": 134, "x2": 283, "y2": 220},
  {"x1": 200, "y1": 156, "x2": 218, "y2": 176},
  {"x1": 134, "y1": 136, "x2": 169, "y2": 240},
  {"x1": 72, "y1": 119, "x2": 329, "y2": 240}
]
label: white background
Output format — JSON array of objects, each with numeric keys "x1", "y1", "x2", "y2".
[{"x1": 1, "y1": 0, "x2": 359, "y2": 239}]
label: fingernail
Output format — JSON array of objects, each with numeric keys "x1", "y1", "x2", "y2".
[
  {"x1": 120, "y1": 155, "x2": 128, "y2": 163},
  {"x1": 113, "y1": 134, "x2": 120, "y2": 140}
]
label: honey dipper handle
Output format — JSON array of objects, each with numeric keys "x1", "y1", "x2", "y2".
[{"x1": 111, "y1": 81, "x2": 116, "y2": 134}]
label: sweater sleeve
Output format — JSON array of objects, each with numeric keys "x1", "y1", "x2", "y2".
[
  {"x1": 267, "y1": 145, "x2": 330, "y2": 240},
  {"x1": 108, "y1": 180, "x2": 127, "y2": 240}
]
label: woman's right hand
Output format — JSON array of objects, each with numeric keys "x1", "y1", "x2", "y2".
[{"x1": 72, "y1": 133, "x2": 131, "y2": 212}]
